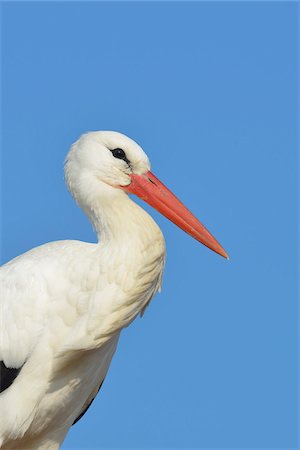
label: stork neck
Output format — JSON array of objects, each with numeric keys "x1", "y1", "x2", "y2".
[
  {"x1": 85, "y1": 191, "x2": 163, "y2": 247},
  {"x1": 80, "y1": 190, "x2": 165, "y2": 342}
]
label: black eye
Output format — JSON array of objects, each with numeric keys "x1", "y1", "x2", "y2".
[
  {"x1": 110, "y1": 148, "x2": 131, "y2": 168},
  {"x1": 111, "y1": 148, "x2": 126, "y2": 159}
]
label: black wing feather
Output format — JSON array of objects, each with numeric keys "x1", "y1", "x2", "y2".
[
  {"x1": 72, "y1": 381, "x2": 104, "y2": 426},
  {"x1": 0, "y1": 361, "x2": 22, "y2": 393}
]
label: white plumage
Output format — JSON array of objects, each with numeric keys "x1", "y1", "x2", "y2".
[{"x1": 0, "y1": 131, "x2": 227, "y2": 449}]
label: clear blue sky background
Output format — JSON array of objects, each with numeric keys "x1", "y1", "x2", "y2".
[{"x1": 1, "y1": 2, "x2": 298, "y2": 449}]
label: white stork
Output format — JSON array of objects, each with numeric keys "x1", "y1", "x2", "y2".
[{"x1": 0, "y1": 131, "x2": 227, "y2": 449}]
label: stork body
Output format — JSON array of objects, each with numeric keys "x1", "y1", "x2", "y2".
[{"x1": 0, "y1": 131, "x2": 226, "y2": 449}]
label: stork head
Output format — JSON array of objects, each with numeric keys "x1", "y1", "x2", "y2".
[{"x1": 65, "y1": 131, "x2": 228, "y2": 259}]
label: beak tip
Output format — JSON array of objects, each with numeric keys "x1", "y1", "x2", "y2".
[
  {"x1": 222, "y1": 251, "x2": 230, "y2": 260},
  {"x1": 217, "y1": 247, "x2": 229, "y2": 260}
]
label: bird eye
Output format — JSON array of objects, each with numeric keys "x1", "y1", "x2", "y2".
[
  {"x1": 111, "y1": 148, "x2": 126, "y2": 159},
  {"x1": 110, "y1": 148, "x2": 131, "y2": 168}
]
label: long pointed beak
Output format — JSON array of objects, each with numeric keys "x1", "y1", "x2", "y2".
[{"x1": 123, "y1": 171, "x2": 228, "y2": 259}]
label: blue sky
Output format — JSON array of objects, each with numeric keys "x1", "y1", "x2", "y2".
[{"x1": 2, "y1": 2, "x2": 298, "y2": 449}]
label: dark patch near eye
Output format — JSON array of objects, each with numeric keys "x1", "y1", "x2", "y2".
[
  {"x1": 110, "y1": 148, "x2": 131, "y2": 167},
  {"x1": 0, "y1": 361, "x2": 23, "y2": 392}
]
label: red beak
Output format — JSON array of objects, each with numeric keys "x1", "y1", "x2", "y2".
[{"x1": 123, "y1": 171, "x2": 228, "y2": 259}]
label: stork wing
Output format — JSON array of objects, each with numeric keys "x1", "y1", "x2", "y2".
[
  {"x1": 0, "y1": 240, "x2": 95, "y2": 373},
  {"x1": 0, "y1": 250, "x2": 50, "y2": 391}
]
